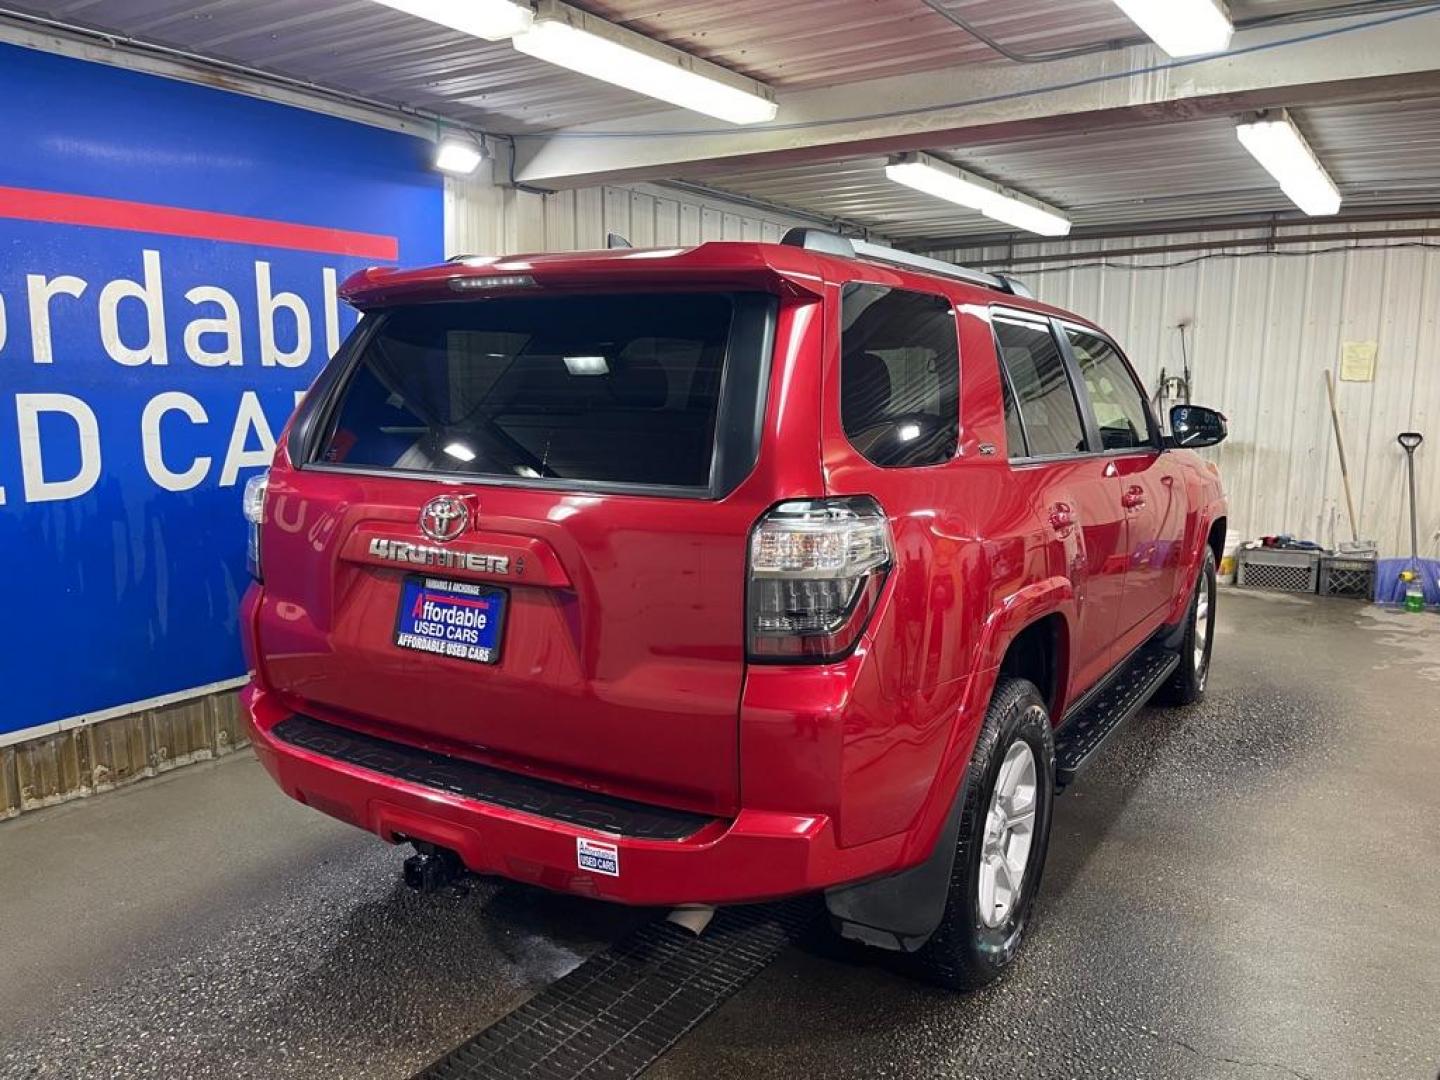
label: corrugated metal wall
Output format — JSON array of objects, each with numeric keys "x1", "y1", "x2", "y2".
[
  {"x1": 941, "y1": 223, "x2": 1440, "y2": 558},
  {"x1": 446, "y1": 165, "x2": 811, "y2": 258}
]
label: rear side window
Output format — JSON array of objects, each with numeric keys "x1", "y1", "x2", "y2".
[
  {"x1": 994, "y1": 317, "x2": 1087, "y2": 458},
  {"x1": 840, "y1": 284, "x2": 959, "y2": 468},
  {"x1": 316, "y1": 293, "x2": 738, "y2": 488},
  {"x1": 1065, "y1": 329, "x2": 1155, "y2": 451},
  {"x1": 1000, "y1": 372, "x2": 1027, "y2": 460}
]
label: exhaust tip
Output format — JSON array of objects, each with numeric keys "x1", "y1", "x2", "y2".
[{"x1": 666, "y1": 905, "x2": 717, "y2": 936}]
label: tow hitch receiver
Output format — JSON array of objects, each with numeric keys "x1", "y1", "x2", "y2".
[{"x1": 403, "y1": 842, "x2": 465, "y2": 893}]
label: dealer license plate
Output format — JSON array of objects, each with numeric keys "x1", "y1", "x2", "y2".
[{"x1": 394, "y1": 576, "x2": 507, "y2": 665}]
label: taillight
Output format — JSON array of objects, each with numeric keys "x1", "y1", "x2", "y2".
[
  {"x1": 242, "y1": 471, "x2": 269, "y2": 581},
  {"x1": 747, "y1": 497, "x2": 893, "y2": 663}
]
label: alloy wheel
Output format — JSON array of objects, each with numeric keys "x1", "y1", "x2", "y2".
[{"x1": 978, "y1": 739, "x2": 1038, "y2": 929}]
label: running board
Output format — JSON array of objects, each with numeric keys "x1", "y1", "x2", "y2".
[{"x1": 1054, "y1": 645, "x2": 1180, "y2": 789}]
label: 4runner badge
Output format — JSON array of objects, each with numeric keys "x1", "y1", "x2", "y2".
[
  {"x1": 419, "y1": 494, "x2": 470, "y2": 542},
  {"x1": 368, "y1": 537, "x2": 510, "y2": 576}
]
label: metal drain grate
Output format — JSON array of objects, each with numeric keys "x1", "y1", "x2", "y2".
[{"x1": 412, "y1": 900, "x2": 819, "y2": 1080}]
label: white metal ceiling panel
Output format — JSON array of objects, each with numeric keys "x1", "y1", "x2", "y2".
[
  {"x1": 2, "y1": 0, "x2": 1373, "y2": 131},
  {"x1": 4, "y1": 1, "x2": 1436, "y2": 240},
  {"x1": 692, "y1": 97, "x2": 1440, "y2": 242}
]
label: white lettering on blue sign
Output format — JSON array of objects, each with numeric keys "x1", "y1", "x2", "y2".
[{"x1": 0, "y1": 248, "x2": 350, "y2": 506}]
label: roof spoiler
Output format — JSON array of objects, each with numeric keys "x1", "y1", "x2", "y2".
[{"x1": 779, "y1": 228, "x2": 1030, "y2": 296}]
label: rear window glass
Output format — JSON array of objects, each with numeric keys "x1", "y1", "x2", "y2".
[
  {"x1": 317, "y1": 293, "x2": 736, "y2": 488},
  {"x1": 840, "y1": 284, "x2": 959, "y2": 468}
]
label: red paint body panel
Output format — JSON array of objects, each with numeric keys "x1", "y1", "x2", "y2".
[{"x1": 243, "y1": 240, "x2": 1226, "y2": 906}]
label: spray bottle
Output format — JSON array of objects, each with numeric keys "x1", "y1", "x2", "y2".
[{"x1": 1401, "y1": 570, "x2": 1424, "y2": 613}]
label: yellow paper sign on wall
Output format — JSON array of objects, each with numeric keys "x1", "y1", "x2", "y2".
[{"x1": 1340, "y1": 340, "x2": 1378, "y2": 382}]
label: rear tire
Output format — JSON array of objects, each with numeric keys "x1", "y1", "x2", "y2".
[
  {"x1": 906, "y1": 677, "x2": 1055, "y2": 992},
  {"x1": 1156, "y1": 548, "x2": 1217, "y2": 706}
]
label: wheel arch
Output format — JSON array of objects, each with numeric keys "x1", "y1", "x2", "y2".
[
  {"x1": 1164, "y1": 507, "x2": 1228, "y2": 626},
  {"x1": 996, "y1": 611, "x2": 1070, "y2": 720},
  {"x1": 824, "y1": 586, "x2": 1073, "y2": 954},
  {"x1": 1206, "y1": 515, "x2": 1227, "y2": 566}
]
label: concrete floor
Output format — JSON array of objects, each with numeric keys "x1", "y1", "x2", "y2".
[{"x1": 2, "y1": 591, "x2": 1437, "y2": 1080}]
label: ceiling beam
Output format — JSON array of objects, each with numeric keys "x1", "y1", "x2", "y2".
[
  {"x1": 514, "y1": 8, "x2": 1440, "y2": 188},
  {"x1": 906, "y1": 204, "x2": 1440, "y2": 252},
  {"x1": 954, "y1": 225, "x2": 1440, "y2": 270}
]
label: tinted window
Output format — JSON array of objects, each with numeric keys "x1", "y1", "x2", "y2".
[
  {"x1": 1000, "y1": 367, "x2": 1027, "y2": 457},
  {"x1": 840, "y1": 284, "x2": 959, "y2": 468},
  {"x1": 994, "y1": 317, "x2": 1087, "y2": 457},
  {"x1": 317, "y1": 293, "x2": 735, "y2": 487},
  {"x1": 1066, "y1": 329, "x2": 1154, "y2": 451}
]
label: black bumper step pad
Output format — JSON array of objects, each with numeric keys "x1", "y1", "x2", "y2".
[
  {"x1": 1054, "y1": 645, "x2": 1180, "y2": 787},
  {"x1": 411, "y1": 901, "x2": 818, "y2": 1080},
  {"x1": 272, "y1": 715, "x2": 714, "y2": 841}
]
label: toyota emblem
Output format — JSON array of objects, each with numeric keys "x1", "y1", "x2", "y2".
[{"x1": 419, "y1": 494, "x2": 470, "y2": 543}]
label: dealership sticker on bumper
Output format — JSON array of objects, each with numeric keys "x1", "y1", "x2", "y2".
[{"x1": 577, "y1": 837, "x2": 619, "y2": 877}]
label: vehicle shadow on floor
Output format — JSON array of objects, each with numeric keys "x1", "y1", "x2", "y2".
[{"x1": 245, "y1": 873, "x2": 651, "y2": 1077}]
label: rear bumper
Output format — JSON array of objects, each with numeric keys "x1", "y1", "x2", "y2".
[{"x1": 243, "y1": 683, "x2": 903, "y2": 906}]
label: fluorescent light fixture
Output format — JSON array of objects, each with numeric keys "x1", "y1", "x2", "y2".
[
  {"x1": 434, "y1": 132, "x2": 487, "y2": 175},
  {"x1": 370, "y1": 0, "x2": 533, "y2": 41},
  {"x1": 563, "y1": 355, "x2": 610, "y2": 376},
  {"x1": 897, "y1": 422, "x2": 922, "y2": 442},
  {"x1": 443, "y1": 441, "x2": 477, "y2": 463},
  {"x1": 513, "y1": 2, "x2": 777, "y2": 124},
  {"x1": 1236, "y1": 111, "x2": 1342, "y2": 217},
  {"x1": 885, "y1": 153, "x2": 1072, "y2": 238},
  {"x1": 1110, "y1": 0, "x2": 1232, "y2": 57}
]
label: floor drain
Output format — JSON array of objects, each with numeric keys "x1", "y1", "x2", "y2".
[{"x1": 411, "y1": 900, "x2": 818, "y2": 1080}]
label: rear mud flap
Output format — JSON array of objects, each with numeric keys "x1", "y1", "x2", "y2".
[{"x1": 823, "y1": 783, "x2": 965, "y2": 953}]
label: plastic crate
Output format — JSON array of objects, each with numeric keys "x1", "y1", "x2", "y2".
[
  {"x1": 1319, "y1": 555, "x2": 1376, "y2": 599},
  {"x1": 1236, "y1": 548, "x2": 1320, "y2": 594}
]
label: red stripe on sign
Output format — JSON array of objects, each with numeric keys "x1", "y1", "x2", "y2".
[
  {"x1": 425, "y1": 594, "x2": 491, "y2": 609},
  {"x1": 0, "y1": 185, "x2": 398, "y2": 260}
]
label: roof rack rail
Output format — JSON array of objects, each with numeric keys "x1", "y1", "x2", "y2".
[
  {"x1": 995, "y1": 273, "x2": 1034, "y2": 299},
  {"x1": 779, "y1": 227, "x2": 1024, "y2": 295}
]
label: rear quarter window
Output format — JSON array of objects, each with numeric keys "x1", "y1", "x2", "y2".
[
  {"x1": 840, "y1": 284, "x2": 960, "y2": 468},
  {"x1": 993, "y1": 316, "x2": 1088, "y2": 458}
]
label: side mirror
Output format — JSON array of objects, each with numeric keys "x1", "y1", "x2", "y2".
[{"x1": 1169, "y1": 404, "x2": 1228, "y2": 449}]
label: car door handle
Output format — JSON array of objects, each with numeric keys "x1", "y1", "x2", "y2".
[{"x1": 1121, "y1": 486, "x2": 1146, "y2": 510}]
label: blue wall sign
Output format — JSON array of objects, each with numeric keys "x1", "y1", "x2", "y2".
[{"x1": 0, "y1": 43, "x2": 444, "y2": 739}]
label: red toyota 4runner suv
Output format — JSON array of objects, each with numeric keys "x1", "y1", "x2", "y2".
[{"x1": 240, "y1": 229, "x2": 1227, "y2": 989}]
